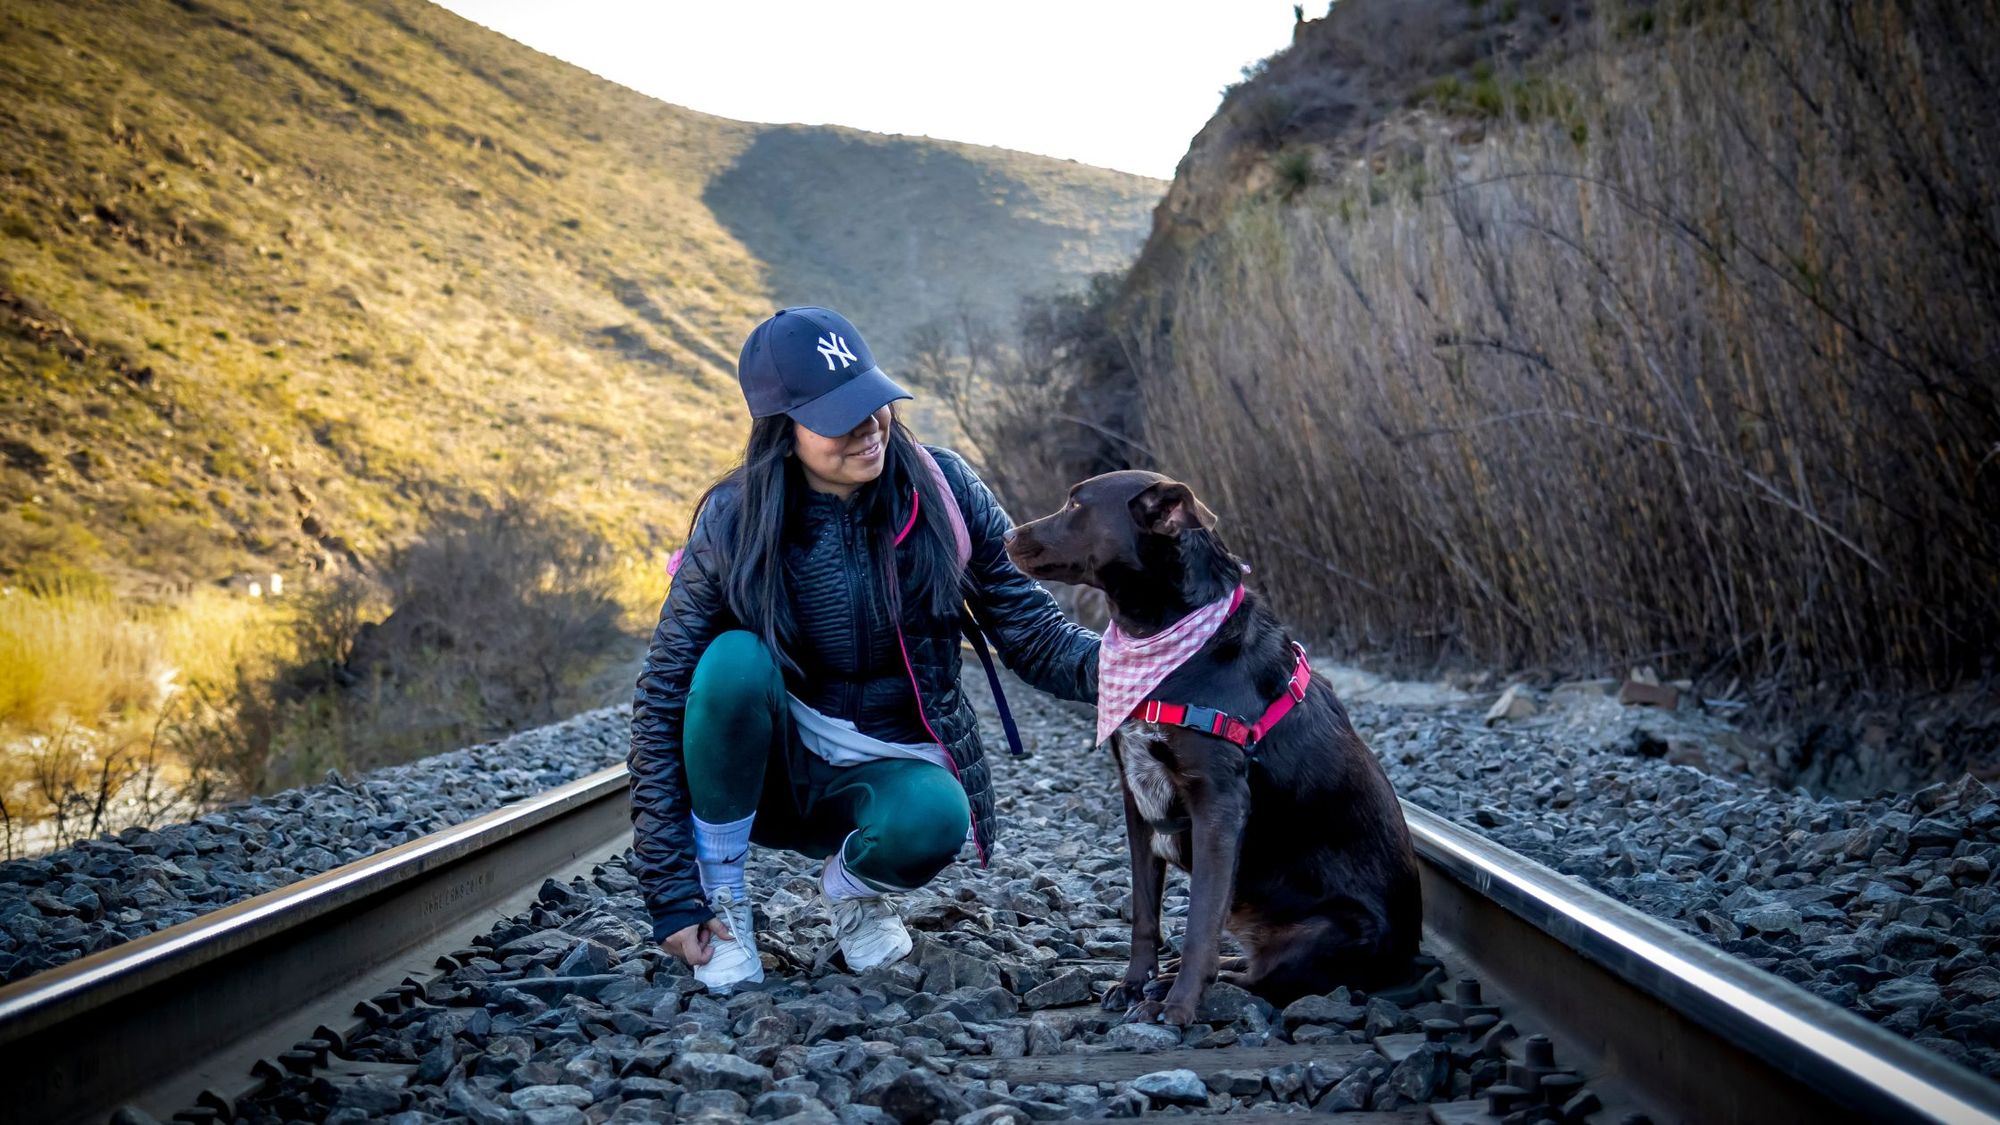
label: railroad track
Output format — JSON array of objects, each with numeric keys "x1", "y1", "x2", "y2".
[{"x1": 2, "y1": 764, "x2": 1997, "y2": 1124}]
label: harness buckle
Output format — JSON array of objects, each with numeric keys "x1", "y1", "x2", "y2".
[
  {"x1": 1182, "y1": 704, "x2": 1222, "y2": 735},
  {"x1": 1288, "y1": 676, "x2": 1308, "y2": 703}
]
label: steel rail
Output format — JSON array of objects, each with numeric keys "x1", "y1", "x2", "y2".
[
  {"x1": 1406, "y1": 800, "x2": 2000, "y2": 1125},
  {"x1": 0, "y1": 763, "x2": 634, "y2": 1124}
]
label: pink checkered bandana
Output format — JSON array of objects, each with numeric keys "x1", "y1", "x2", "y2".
[{"x1": 1096, "y1": 585, "x2": 1244, "y2": 745}]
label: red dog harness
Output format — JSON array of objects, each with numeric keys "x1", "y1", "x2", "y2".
[{"x1": 1133, "y1": 617, "x2": 1314, "y2": 755}]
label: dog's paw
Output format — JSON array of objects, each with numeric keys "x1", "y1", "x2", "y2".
[
  {"x1": 1101, "y1": 979, "x2": 1146, "y2": 1012},
  {"x1": 1142, "y1": 971, "x2": 1177, "y2": 1001},
  {"x1": 1124, "y1": 997, "x2": 1198, "y2": 1027},
  {"x1": 1155, "y1": 983, "x2": 1206, "y2": 1027}
]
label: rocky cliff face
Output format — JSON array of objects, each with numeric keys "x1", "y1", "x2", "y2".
[{"x1": 1130, "y1": 0, "x2": 1587, "y2": 295}]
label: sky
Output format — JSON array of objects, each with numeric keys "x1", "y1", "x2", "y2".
[{"x1": 431, "y1": 1, "x2": 1304, "y2": 180}]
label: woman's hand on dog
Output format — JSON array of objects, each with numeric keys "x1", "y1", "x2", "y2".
[{"x1": 659, "y1": 917, "x2": 734, "y2": 966}]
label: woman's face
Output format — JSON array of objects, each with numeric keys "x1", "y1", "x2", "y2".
[{"x1": 793, "y1": 405, "x2": 891, "y2": 498}]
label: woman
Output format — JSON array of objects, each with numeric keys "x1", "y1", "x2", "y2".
[{"x1": 629, "y1": 305, "x2": 1099, "y2": 992}]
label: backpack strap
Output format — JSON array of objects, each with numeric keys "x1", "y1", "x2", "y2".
[
  {"x1": 908, "y1": 443, "x2": 972, "y2": 568},
  {"x1": 901, "y1": 445, "x2": 1027, "y2": 759}
]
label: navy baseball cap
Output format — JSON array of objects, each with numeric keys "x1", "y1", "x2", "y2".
[{"x1": 737, "y1": 306, "x2": 913, "y2": 437}]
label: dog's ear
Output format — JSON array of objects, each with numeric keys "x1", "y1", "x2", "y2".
[{"x1": 1130, "y1": 480, "x2": 1218, "y2": 536}]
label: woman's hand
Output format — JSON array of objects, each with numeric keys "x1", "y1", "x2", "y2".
[{"x1": 660, "y1": 917, "x2": 734, "y2": 966}]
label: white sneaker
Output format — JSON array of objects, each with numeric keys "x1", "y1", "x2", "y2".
[
  {"x1": 825, "y1": 891, "x2": 914, "y2": 972},
  {"x1": 692, "y1": 885, "x2": 764, "y2": 993}
]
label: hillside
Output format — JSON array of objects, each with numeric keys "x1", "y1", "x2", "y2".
[{"x1": 0, "y1": 0, "x2": 1160, "y2": 594}]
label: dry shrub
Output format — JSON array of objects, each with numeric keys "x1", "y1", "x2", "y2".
[
  {"x1": 182, "y1": 496, "x2": 631, "y2": 792},
  {"x1": 356, "y1": 498, "x2": 626, "y2": 746},
  {"x1": 906, "y1": 277, "x2": 1140, "y2": 517},
  {"x1": 0, "y1": 719, "x2": 187, "y2": 858},
  {"x1": 1127, "y1": 0, "x2": 2000, "y2": 699}
]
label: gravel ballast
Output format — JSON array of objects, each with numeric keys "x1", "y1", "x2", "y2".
[
  {"x1": 220, "y1": 678, "x2": 1575, "y2": 1124},
  {"x1": 0, "y1": 708, "x2": 631, "y2": 985},
  {"x1": 6, "y1": 650, "x2": 1997, "y2": 1101},
  {"x1": 1355, "y1": 678, "x2": 2000, "y2": 1080}
]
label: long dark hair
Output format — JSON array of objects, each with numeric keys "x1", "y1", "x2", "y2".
[{"x1": 687, "y1": 409, "x2": 964, "y2": 676}]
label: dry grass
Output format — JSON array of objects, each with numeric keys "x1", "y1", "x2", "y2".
[
  {"x1": 0, "y1": 579, "x2": 278, "y2": 732},
  {"x1": 0, "y1": 580, "x2": 283, "y2": 854},
  {"x1": 1119, "y1": 0, "x2": 1999, "y2": 698}
]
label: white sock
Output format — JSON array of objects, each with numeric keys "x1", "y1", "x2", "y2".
[
  {"x1": 693, "y1": 812, "x2": 754, "y2": 897},
  {"x1": 821, "y1": 832, "x2": 882, "y2": 902}
]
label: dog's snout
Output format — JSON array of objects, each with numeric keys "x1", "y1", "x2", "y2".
[{"x1": 1003, "y1": 527, "x2": 1018, "y2": 547}]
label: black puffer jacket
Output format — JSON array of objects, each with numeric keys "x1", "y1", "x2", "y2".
[{"x1": 629, "y1": 445, "x2": 1099, "y2": 939}]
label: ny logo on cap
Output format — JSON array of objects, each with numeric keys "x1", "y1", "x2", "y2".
[{"x1": 816, "y1": 333, "x2": 858, "y2": 371}]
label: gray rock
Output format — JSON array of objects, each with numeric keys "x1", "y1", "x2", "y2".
[
  {"x1": 334, "y1": 1076, "x2": 408, "y2": 1115},
  {"x1": 919, "y1": 944, "x2": 1002, "y2": 993},
  {"x1": 1021, "y1": 968, "x2": 1094, "y2": 1009},
  {"x1": 752, "y1": 1089, "x2": 828, "y2": 1118},
  {"x1": 679, "y1": 1089, "x2": 750, "y2": 1117},
  {"x1": 1129, "y1": 1069, "x2": 1207, "y2": 1108},
  {"x1": 979, "y1": 1026, "x2": 1027, "y2": 1058},
  {"x1": 1026, "y1": 1018, "x2": 1064, "y2": 1056},
  {"x1": 1192, "y1": 981, "x2": 1265, "y2": 1024},
  {"x1": 953, "y1": 1106, "x2": 1033, "y2": 1125},
  {"x1": 767, "y1": 1111, "x2": 842, "y2": 1125},
  {"x1": 1320, "y1": 1068, "x2": 1375, "y2": 1112},
  {"x1": 1386, "y1": 1042, "x2": 1451, "y2": 1102},
  {"x1": 447, "y1": 1081, "x2": 520, "y2": 1125},
  {"x1": 1282, "y1": 993, "x2": 1364, "y2": 1030},
  {"x1": 1733, "y1": 904, "x2": 1803, "y2": 935},
  {"x1": 1265, "y1": 1061, "x2": 1306, "y2": 1102},
  {"x1": 1869, "y1": 978, "x2": 1942, "y2": 1014},
  {"x1": 509, "y1": 1086, "x2": 593, "y2": 1111},
  {"x1": 855, "y1": 1057, "x2": 913, "y2": 1102},
  {"x1": 1205, "y1": 1069, "x2": 1264, "y2": 1096},
  {"x1": 1103, "y1": 1021, "x2": 1179, "y2": 1051},
  {"x1": 671, "y1": 1051, "x2": 774, "y2": 1096},
  {"x1": 1881, "y1": 924, "x2": 1943, "y2": 961},
  {"x1": 876, "y1": 1069, "x2": 971, "y2": 1124}
]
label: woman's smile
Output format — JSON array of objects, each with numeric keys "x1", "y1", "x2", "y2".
[{"x1": 794, "y1": 404, "x2": 894, "y2": 496}]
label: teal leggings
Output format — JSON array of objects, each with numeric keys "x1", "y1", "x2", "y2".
[{"x1": 684, "y1": 630, "x2": 971, "y2": 891}]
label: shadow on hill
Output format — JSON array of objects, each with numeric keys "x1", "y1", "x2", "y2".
[{"x1": 703, "y1": 126, "x2": 1136, "y2": 359}]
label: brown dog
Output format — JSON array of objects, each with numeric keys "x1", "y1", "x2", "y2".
[{"x1": 1006, "y1": 470, "x2": 1421, "y2": 1025}]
